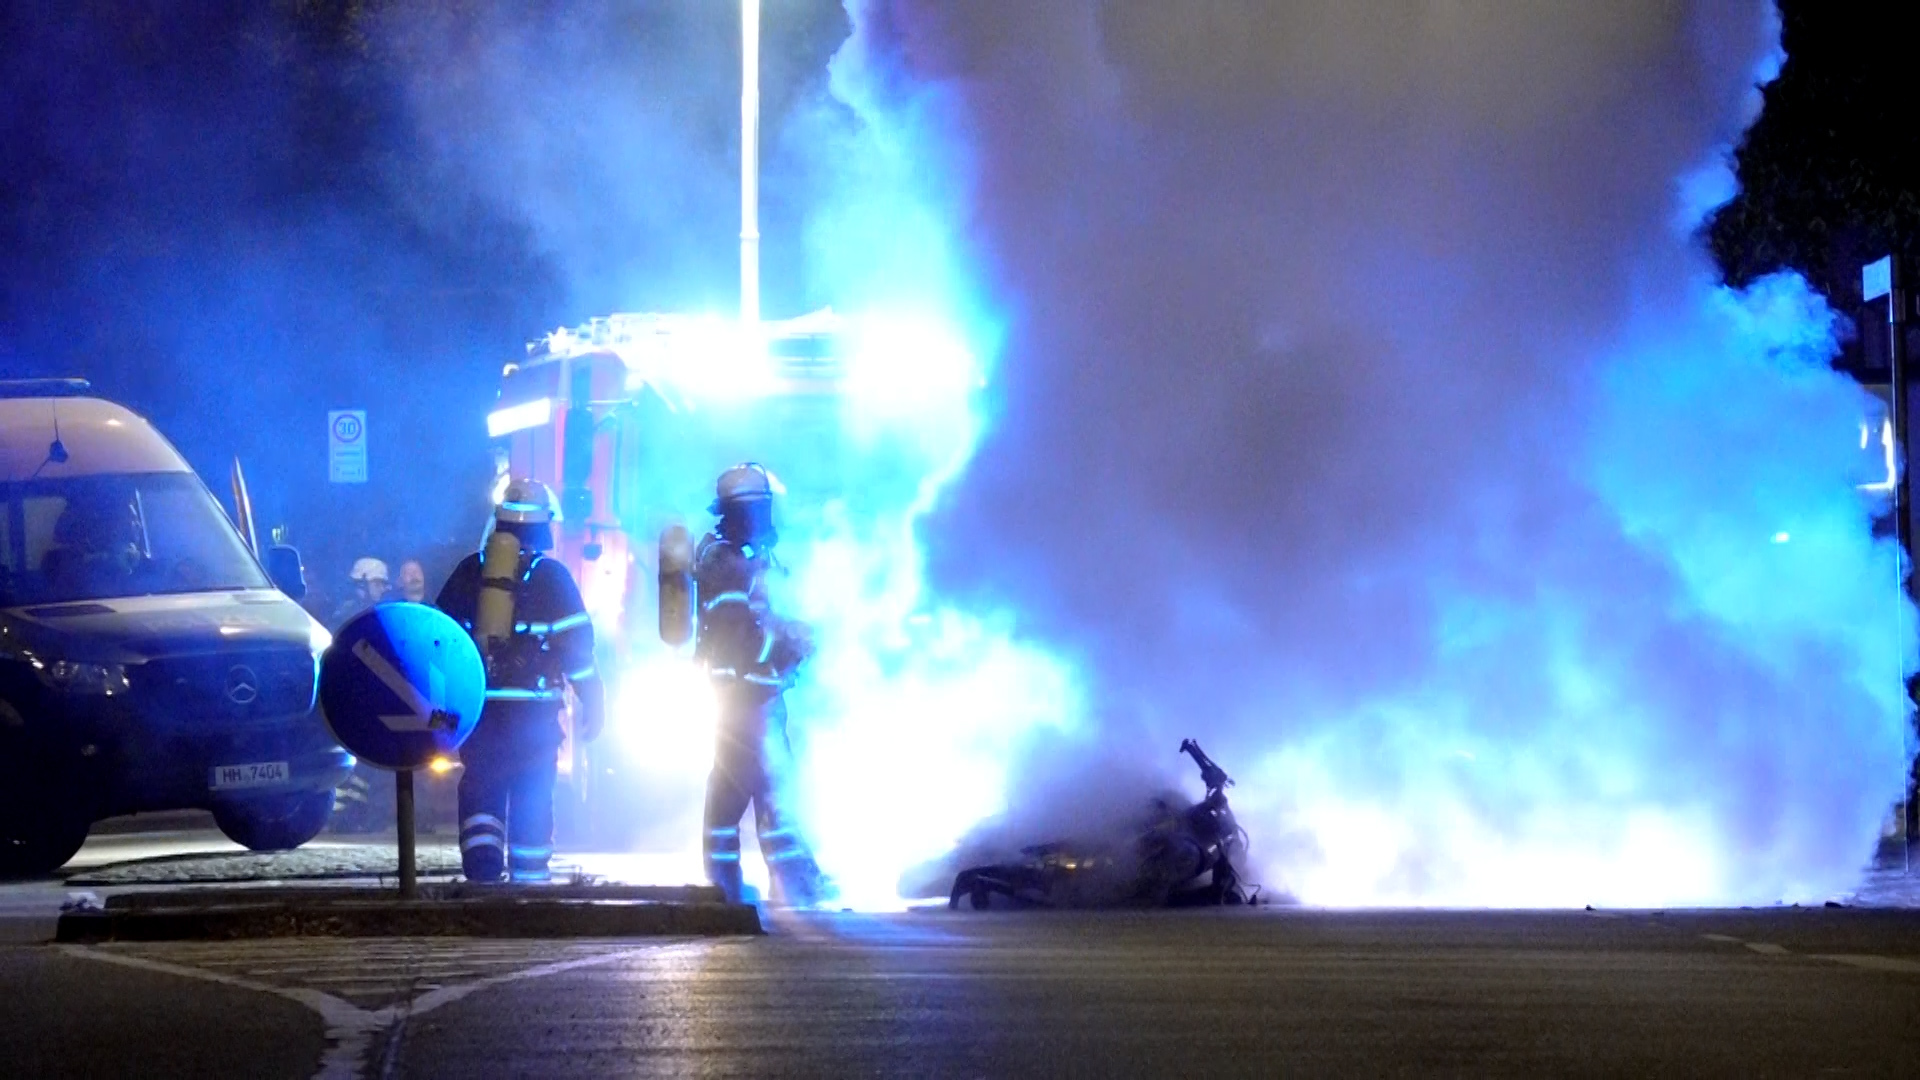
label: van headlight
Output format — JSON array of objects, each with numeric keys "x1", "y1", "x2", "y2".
[{"x1": 39, "y1": 659, "x2": 131, "y2": 696}]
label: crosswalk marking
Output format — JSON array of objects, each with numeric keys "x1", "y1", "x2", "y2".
[
  {"x1": 65, "y1": 937, "x2": 706, "y2": 1079},
  {"x1": 103, "y1": 938, "x2": 640, "y2": 1008}
]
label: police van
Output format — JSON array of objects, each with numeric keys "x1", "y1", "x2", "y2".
[{"x1": 0, "y1": 380, "x2": 350, "y2": 876}]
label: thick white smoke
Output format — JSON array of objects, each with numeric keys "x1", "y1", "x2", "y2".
[
  {"x1": 818, "y1": 0, "x2": 1916, "y2": 905},
  {"x1": 374, "y1": 1, "x2": 1085, "y2": 905},
  {"x1": 376, "y1": 0, "x2": 1914, "y2": 907},
  {"x1": 375, "y1": 1, "x2": 814, "y2": 317}
]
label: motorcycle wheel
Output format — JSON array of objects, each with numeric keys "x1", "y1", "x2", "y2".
[{"x1": 949, "y1": 870, "x2": 998, "y2": 910}]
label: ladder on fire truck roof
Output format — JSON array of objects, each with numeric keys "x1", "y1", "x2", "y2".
[{"x1": 529, "y1": 307, "x2": 847, "y2": 361}]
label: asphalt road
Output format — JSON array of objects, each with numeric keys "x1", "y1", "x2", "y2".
[{"x1": 3, "y1": 906, "x2": 1917, "y2": 1078}]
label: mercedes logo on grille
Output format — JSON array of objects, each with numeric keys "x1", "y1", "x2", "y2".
[{"x1": 226, "y1": 665, "x2": 261, "y2": 706}]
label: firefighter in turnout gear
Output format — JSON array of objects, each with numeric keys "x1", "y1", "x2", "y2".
[
  {"x1": 435, "y1": 479, "x2": 606, "y2": 883},
  {"x1": 696, "y1": 464, "x2": 829, "y2": 906}
]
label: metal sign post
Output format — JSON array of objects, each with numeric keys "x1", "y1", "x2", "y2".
[
  {"x1": 1868, "y1": 253, "x2": 1920, "y2": 870},
  {"x1": 1903, "y1": 259, "x2": 1920, "y2": 872},
  {"x1": 318, "y1": 603, "x2": 485, "y2": 899},
  {"x1": 396, "y1": 769, "x2": 418, "y2": 898}
]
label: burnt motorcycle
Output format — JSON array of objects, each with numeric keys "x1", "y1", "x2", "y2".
[{"x1": 948, "y1": 739, "x2": 1253, "y2": 910}]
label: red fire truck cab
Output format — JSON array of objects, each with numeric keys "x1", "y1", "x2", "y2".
[{"x1": 485, "y1": 309, "x2": 858, "y2": 846}]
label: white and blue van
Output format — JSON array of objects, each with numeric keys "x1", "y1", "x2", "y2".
[{"x1": 0, "y1": 380, "x2": 350, "y2": 875}]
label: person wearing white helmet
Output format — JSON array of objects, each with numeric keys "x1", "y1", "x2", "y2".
[
  {"x1": 694, "y1": 462, "x2": 830, "y2": 906},
  {"x1": 329, "y1": 556, "x2": 389, "y2": 629},
  {"x1": 433, "y1": 478, "x2": 605, "y2": 884}
]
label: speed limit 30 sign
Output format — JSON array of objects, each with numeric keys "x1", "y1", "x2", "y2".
[{"x1": 329, "y1": 409, "x2": 367, "y2": 484}]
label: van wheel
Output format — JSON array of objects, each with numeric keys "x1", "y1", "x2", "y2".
[
  {"x1": 0, "y1": 812, "x2": 90, "y2": 879},
  {"x1": 213, "y1": 791, "x2": 335, "y2": 852},
  {"x1": 0, "y1": 721, "x2": 91, "y2": 878}
]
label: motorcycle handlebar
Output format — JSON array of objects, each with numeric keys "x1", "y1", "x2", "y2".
[{"x1": 1179, "y1": 738, "x2": 1233, "y2": 792}]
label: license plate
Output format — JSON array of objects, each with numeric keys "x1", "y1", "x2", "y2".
[{"x1": 209, "y1": 761, "x2": 290, "y2": 791}]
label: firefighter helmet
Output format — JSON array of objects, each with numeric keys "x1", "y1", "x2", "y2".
[
  {"x1": 709, "y1": 463, "x2": 781, "y2": 515},
  {"x1": 495, "y1": 478, "x2": 560, "y2": 525},
  {"x1": 710, "y1": 463, "x2": 781, "y2": 549}
]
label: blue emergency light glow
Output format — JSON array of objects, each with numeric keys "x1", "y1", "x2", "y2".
[{"x1": 486, "y1": 397, "x2": 553, "y2": 438}]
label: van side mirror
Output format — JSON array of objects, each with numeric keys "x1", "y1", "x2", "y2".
[{"x1": 264, "y1": 545, "x2": 307, "y2": 600}]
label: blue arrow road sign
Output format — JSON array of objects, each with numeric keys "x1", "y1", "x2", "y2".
[{"x1": 319, "y1": 602, "x2": 485, "y2": 771}]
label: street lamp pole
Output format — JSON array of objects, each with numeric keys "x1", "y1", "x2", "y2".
[{"x1": 741, "y1": 0, "x2": 761, "y2": 327}]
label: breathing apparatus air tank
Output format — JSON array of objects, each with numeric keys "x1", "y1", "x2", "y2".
[
  {"x1": 474, "y1": 526, "x2": 523, "y2": 669},
  {"x1": 658, "y1": 523, "x2": 695, "y2": 647}
]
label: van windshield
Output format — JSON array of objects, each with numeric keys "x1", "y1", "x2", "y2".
[{"x1": 0, "y1": 472, "x2": 268, "y2": 606}]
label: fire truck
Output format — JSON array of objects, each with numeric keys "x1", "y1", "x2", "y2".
[
  {"x1": 485, "y1": 308, "x2": 867, "y2": 847},
  {"x1": 476, "y1": 0, "x2": 986, "y2": 853}
]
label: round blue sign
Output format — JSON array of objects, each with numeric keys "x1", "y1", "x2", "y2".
[{"x1": 319, "y1": 602, "x2": 485, "y2": 771}]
